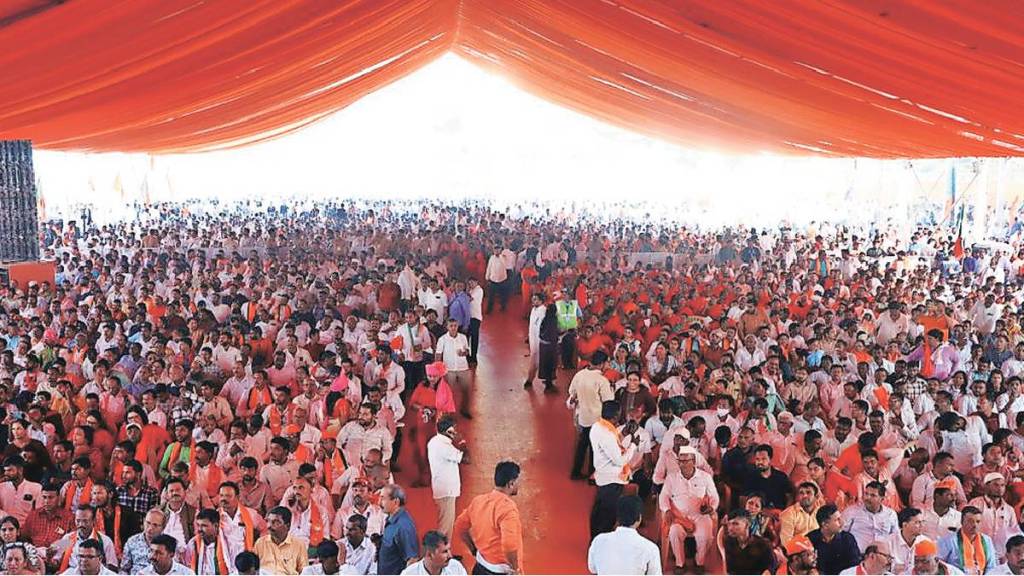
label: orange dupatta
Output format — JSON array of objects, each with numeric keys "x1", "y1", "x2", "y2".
[
  {"x1": 64, "y1": 478, "x2": 93, "y2": 510},
  {"x1": 58, "y1": 530, "x2": 98, "y2": 572},
  {"x1": 294, "y1": 444, "x2": 313, "y2": 465},
  {"x1": 194, "y1": 464, "x2": 223, "y2": 498},
  {"x1": 96, "y1": 506, "x2": 123, "y2": 554},
  {"x1": 322, "y1": 449, "x2": 347, "y2": 489},
  {"x1": 168, "y1": 440, "x2": 196, "y2": 474},
  {"x1": 192, "y1": 535, "x2": 230, "y2": 575},
  {"x1": 308, "y1": 502, "x2": 324, "y2": 546},
  {"x1": 267, "y1": 404, "x2": 284, "y2": 436},
  {"x1": 595, "y1": 418, "x2": 631, "y2": 482},
  {"x1": 238, "y1": 506, "x2": 255, "y2": 550},
  {"x1": 247, "y1": 386, "x2": 271, "y2": 414}
]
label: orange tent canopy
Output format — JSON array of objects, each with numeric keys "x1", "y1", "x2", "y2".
[{"x1": 1, "y1": 0, "x2": 1023, "y2": 157}]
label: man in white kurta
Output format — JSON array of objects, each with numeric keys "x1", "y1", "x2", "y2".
[
  {"x1": 526, "y1": 295, "x2": 546, "y2": 386},
  {"x1": 659, "y1": 446, "x2": 719, "y2": 570}
]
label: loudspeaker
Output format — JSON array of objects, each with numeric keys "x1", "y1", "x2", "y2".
[{"x1": 0, "y1": 140, "x2": 40, "y2": 262}]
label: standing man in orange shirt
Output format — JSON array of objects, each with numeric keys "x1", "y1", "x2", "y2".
[{"x1": 454, "y1": 461, "x2": 524, "y2": 575}]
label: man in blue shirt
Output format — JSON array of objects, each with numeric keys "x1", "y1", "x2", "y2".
[
  {"x1": 380, "y1": 484, "x2": 419, "y2": 575},
  {"x1": 448, "y1": 281, "x2": 472, "y2": 333}
]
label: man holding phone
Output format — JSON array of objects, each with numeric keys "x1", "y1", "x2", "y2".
[
  {"x1": 589, "y1": 400, "x2": 639, "y2": 540},
  {"x1": 428, "y1": 416, "x2": 469, "y2": 537}
]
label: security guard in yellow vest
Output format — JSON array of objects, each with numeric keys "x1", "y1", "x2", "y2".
[{"x1": 555, "y1": 290, "x2": 581, "y2": 369}]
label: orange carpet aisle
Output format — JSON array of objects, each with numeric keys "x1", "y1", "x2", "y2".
[
  {"x1": 396, "y1": 304, "x2": 591, "y2": 574},
  {"x1": 394, "y1": 305, "x2": 726, "y2": 574}
]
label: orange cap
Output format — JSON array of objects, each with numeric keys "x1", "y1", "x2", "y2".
[
  {"x1": 913, "y1": 537, "x2": 938, "y2": 557},
  {"x1": 784, "y1": 535, "x2": 814, "y2": 556}
]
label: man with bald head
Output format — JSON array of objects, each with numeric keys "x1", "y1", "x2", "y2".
[{"x1": 840, "y1": 540, "x2": 894, "y2": 575}]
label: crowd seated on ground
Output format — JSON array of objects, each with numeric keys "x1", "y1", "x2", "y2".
[{"x1": 0, "y1": 198, "x2": 1020, "y2": 575}]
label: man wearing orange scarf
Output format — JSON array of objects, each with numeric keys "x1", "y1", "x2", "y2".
[
  {"x1": 589, "y1": 400, "x2": 638, "y2": 540},
  {"x1": 284, "y1": 476, "x2": 328, "y2": 553},
  {"x1": 90, "y1": 481, "x2": 140, "y2": 558},
  {"x1": 938, "y1": 506, "x2": 996, "y2": 575},
  {"x1": 219, "y1": 481, "x2": 265, "y2": 553},
  {"x1": 191, "y1": 441, "x2": 224, "y2": 504},
  {"x1": 61, "y1": 457, "x2": 94, "y2": 511},
  {"x1": 158, "y1": 419, "x2": 195, "y2": 479},
  {"x1": 48, "y1": 505, "x2": 117, "y2": 574},
  {"x1": 184, "y1": 508, "x2": 239, "y2": 575}
]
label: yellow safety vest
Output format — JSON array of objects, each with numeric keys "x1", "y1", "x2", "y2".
[{"x1": 556, "y1": 300, "x2": 579, "y2": 331}]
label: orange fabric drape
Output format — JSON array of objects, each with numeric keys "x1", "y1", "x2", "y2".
[
  {"x1": 3, "y1": 0, "x2": 1024, "y2": 157},
  {"x1": 0, "y1": 0, "x2": 453, "y2": 152}
]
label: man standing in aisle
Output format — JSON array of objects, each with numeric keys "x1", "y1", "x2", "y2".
[
  {"x1": 590, "y1": 400, "x2": 638, "y2": 539},
  {"x1": 454, "y1": 461, "x2": 523, "y2": 575},
  {"x1": 587, "y1": 495, "x2": 661, "y2": 575},
  {"x1": 428, "y1": 417, "x2": 468, "y2": 538},
  {"x1": 555, "y1": 289, "x2": 581, "y2": 370},
  {"x1": 436, "y1": 318, "x2": 473, "y2": 418},
  {"x1": 466, "y1": 278, "x2": 484, "y2": 365},
  {"x1": 485, "y1": 246, "x2": 508, "y2": 314},
  {"x1": 568, "y1": 351, "x2": 614, "y2": 480},
  {"x1": 525, "y1": 293, "x2": 546, "y2": 389}
]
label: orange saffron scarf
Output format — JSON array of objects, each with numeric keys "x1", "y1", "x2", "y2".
[
  {"x1": 268, "y1": 404, "x2": 285, "y2": 436},
  {"x1": 96, "y1": 506, "x2": 123, "y2": 555},
  {"x1": 59, "y1": 529, "x2": 98, "y2": 572},
  {"x1": 64, "y1": 478, "x2": 93, "y2": 510},
  {"x1": 238, "y1": 506, "x2": 255, "y2": 550},
  {"x1": 294, "y1": 444, "x2": 313, "y2": 465},
  {"x1": 192, "y1": 535, "x2": 230, "y2": 575},
  {"x1": 247, "y1": 386, "x2": 271, "y2": 413},
  {"x1": 194, "y1": 463, "x2": 223, "y2": 498},
  {"x1": 322, "y1": 449, "x2": 347, "y2": 490},
  {"x1": 595, "y1": 418, "x2": 631, "y2": 483},
  {"x1": 168, "y1": 440, "x2": 196, "y2": 476}
]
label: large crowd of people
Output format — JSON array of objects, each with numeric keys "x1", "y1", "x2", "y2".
[{"x1": 0, "y1": 198, "x2": 1021, "y2": 575}]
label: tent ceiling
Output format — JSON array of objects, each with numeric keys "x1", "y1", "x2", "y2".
[{"x1": 1, "y1": 0, "x2": 1021, "y2": 156}]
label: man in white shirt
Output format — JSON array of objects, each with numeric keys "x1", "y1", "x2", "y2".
[
  {"x1": 588, "y1": 495, "x2": 661, "y2": 575},
  {"x1": 735, "y1": 335, "x2": 766, "y2": 373},
  {"x1": 525, "y1": 293, "x2": 546, "y2": 388},
  {"x1": 0, "y1": 455, "x2": 41, "y2": 523},
  {"x1": 418, "y1": 278, "x2": 448, "y2": 322},
  {"x1": 400, "y1": 531, "x2": 467, "y2": 575},
  {"x1": 61, "y1": 538, "x2": 119, "y2": 575},
  {"x1": 434, "y1": 319, "x2": 472, "y2": 418},
  {"x1": 875, "y1": 304, "x2": 910, "y2": 346},
  {"x1": 466, "y1": 278, "x2": 484, "y2": 364},
  {"x1": 919, "y1": 486, "x2": 963, "y2": 542},
  {"x1": 211, "y1": 333, "x2": 242, "y2": 374},
  {"x1": 839, "y1": 540, "x2": 895, "y2": 575},
  {"x1": 841, "y1": 481, "x2": 899, "y2": 551},
  {"x1": 485, "y1": 247, "x2": 509, "y2": 314},
  {"x1": 972, "y1": 293, "x2": 1003, "y2": 337},
  {"x1": 569, "y1": 352, "x2": 615, "y2": 481},
  {"x1": 590, "y1": 400, "x2": 638, "y2": 540},
  {"x1": 1004, "y1": 344, "x2": 1024, "y2": 380},
  {"x1": 659, "y1": 446, "x2": 718, "y2": 573},
  {"x1": 51, "y1": 507, "x2": 118, "y2": 574},
  {"x1": 427, "y1": 417, "x2": 467, "y2": 538}
]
